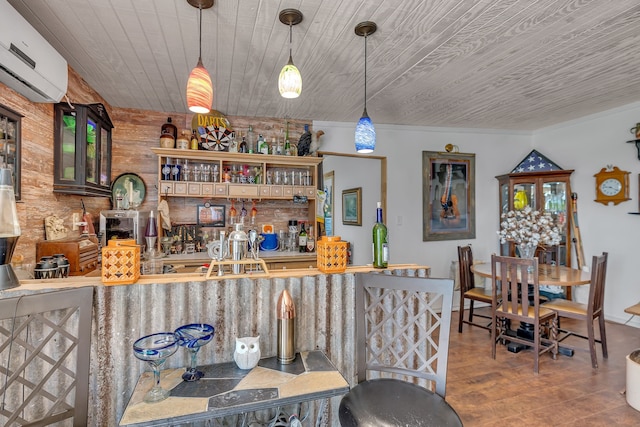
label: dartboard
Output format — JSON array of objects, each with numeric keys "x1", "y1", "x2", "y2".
[{"x1": 199, "y1": 125, "x2": 231, "y2": 151}]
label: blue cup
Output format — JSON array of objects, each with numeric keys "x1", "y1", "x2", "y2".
[{"x1": 260, "y1": 233, "x2": 278, "y2": 251}]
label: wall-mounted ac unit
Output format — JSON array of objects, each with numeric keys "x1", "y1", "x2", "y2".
[{"x1": 0, "y1": 0, "x2": 68, "y2": 103}]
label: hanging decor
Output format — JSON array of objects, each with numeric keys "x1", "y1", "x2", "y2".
[
  {"x1": 354, "y1": 21, "x2": 377, "y2": 153},
  {"x1": 186, "y1": 0, "x2": 214, "y2": 114},
  {"x1": 278, "y1": 9, "x2": 303, "y2": 99}
]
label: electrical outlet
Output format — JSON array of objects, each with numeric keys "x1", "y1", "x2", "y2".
[{"x1": 72, "y1": 213, "x2": 80, "y2": 230}]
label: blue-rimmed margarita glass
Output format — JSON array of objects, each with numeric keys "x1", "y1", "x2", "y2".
[
  {"x1": 175, "y1": 323, "x2": 215, "y2": 381},
  {"x1": 133, "y1": 332, "x2": 179, "y2": 403}
]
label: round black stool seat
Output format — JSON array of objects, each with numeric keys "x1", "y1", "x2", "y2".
[{"x1": 339, "y1": 378, "x2": 463, "y2": 427}]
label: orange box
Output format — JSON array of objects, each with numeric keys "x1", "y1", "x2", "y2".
[
  {"x1": 316, "y1": 236, "x2": 348, "y2": 273},
  {"x1": 101, "y1": 239, "x2": 140, "y2": 284}
]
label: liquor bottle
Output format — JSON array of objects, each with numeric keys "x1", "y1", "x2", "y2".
[
  {"x1": 305, "y1": 225, "x2": 315, "y2": 252},
  {"x1": 190, "y1": 130, "x2": 199, "y2": 150},
  {"x1": 228, "y1": 131, "x2": 238, "y2": 152},
  {"x1": 239, "y1": 134, "x2": 247, "y2": 153},
  {"x1": 284, "y1": 139, "x2": 291, "y2": 156},
  {"x1": 247, "y1": 125, "x2": 255, "y2": 154},
  {"x1": 298, "y1": 222, "x2": 307, "y2": 253},
  {"x1": 161, "y1": 117, "x2": 177, "y2": 140},
  {"x1": 372, "y1": 202, "x2": 388, "y2": 268},
  {"x1": 258, "y1": 134, "x2": 268, "y2": 154}
]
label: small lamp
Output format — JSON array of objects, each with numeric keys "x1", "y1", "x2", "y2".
[
  {"x1": 186, "y1": 0, "x2": 214, "y2": 114},
  {"x1": 278, "y1": 9, "x2": 303, "y2": 99},
  {"x1": 354, "y1": 21, "x2": 377, "y2": 154},
  {"x1": 0, "y1": 168, "x2": 21, "y2": 290}
]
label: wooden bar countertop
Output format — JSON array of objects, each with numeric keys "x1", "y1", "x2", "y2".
[{"x1": 9, "y1": 263, "x2": 431, "y2": 292}]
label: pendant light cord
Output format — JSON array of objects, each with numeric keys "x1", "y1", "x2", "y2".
[
  {"x1": 289, "y1": 22, "x2": 293, "y2": 60},
  {"x1": 198, "y1": 4, "x2": 203, "y2": 60},
  {"x1": 363, "y1": 33, "x2": 368, "y2": 112}
]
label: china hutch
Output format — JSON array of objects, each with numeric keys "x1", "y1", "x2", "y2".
[
  {"x1": 496, "y1": 169, "x2": 574, "y2": 267},
  {"x1": 53, "y1": 103, "x2": 113, "y2": 196}
]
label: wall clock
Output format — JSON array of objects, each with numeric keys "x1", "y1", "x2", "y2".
[{"x1": 594, "y1": 165, "x2": 630, "y2": 205}]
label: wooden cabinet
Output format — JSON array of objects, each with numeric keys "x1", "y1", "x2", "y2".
[
  {"x1": 496, "y1": 170, "x2": 574, "y2": 266},
  {"x1": 0, "y1": 105, "x2": 21, "y2": 200},
  {"x1": 53, "y1": 103, "x2": 113, "y2": 196},
  {"x1": 152, "y1": 148, "x2": 323, "y2": 228}
]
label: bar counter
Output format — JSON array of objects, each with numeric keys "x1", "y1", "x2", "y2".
[{"x1": 1, "y1": 264, "x2": 430, "y2": 426}]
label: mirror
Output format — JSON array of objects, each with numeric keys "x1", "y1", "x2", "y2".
[{"x1": 318, "y1": 151, "x2": 386, "y2": 266}]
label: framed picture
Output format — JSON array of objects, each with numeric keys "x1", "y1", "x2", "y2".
[
  {"x1": 323, "y1": 171, "x2": 334, "y2": 235},
  {"x1": 111, "y1": 172, "x2": 146, "y2": 210},
  {"x1": 323, "y1": 171, "x2": 334, "y2": 218},
  {"x1": 422, "y1": 151, "x2": 476, "y2": 241},
  {"x1": 197, "y1": 204, "x2": 225, "y2": 227},
  {"x1": 342, "y1": 187, "x2": 362, "y2": 226}
]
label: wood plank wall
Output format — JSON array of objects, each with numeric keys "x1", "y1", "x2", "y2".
[{"x1": 0, "y1": 67, "x2": 317, "y2": 265}]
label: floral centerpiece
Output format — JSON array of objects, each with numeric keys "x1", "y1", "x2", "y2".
[{"x1": 498, "y1": 206, "x2": 561, "y2": 259}]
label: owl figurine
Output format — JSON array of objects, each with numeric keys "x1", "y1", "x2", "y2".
[{"x1": 233, "y1": 336, "x2": 261, "y2": 370}]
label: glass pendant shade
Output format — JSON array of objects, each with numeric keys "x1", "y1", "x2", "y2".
[
  {"x1": 355, "y1": 110, "x2": 376, "y2": 153},
  {"x1": 187, "y1": 58, "x2": 213, "y2": 114},
  {"x1": 0, "y1": 168, "x2": 20, "y2": 290},
  {"x1": 279, "y1": 56, "x2": 302, "y2": 99}
]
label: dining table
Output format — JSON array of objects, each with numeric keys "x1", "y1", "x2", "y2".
[
  {"x1": 470, "y1": 262, "x2": 591, "y2": 287},
  {"x1": 470, "y1": 261, "x2": 591, "y2": 356}
]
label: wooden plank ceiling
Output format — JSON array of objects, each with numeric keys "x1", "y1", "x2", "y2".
[{"x1": 8, "y1": 0, "x2": 640, "y2": 130}]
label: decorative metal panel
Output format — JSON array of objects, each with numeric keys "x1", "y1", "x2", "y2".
[{"x1": 0, "y1": 287, "x2": 93, "y2": 427}]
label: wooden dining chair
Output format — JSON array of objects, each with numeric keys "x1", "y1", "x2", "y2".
[
  {"x1": 339, "y1": 272, "x2": 462, "y2": 426},
  {"x1": 491, "y1": 255, "x2": 558, "y2": 374},
  {"x1": 542, "y1": 252, "x2": 609, "y2": 368},
  {"x1": 535, "y1": 245, "x2": 560, "y2": 265},
  {"x1": 457, "y1": 245, "x2": 492, "y2": 333}
]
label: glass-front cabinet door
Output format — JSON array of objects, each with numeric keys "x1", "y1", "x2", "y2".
[
  {"x1": 0, "y1": 105, "x2": 21, "y2": 200},
  {"x1": 497, "y1": 170, "x2": 573, "y2": 266},
  {"x1": 54, "y1": 103, "x2": 113, "y2": 197}
]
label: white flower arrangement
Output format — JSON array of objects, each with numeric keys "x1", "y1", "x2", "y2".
[{"x1": 498, "y1": 206, "x2": 561, "y2": 248}]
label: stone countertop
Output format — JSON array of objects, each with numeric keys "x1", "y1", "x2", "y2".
[{"x1": 119, "y1": 350, "x2": 349, "y2": 426}]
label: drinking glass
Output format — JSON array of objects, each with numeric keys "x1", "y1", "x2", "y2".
[
  {"x1": 174, "y1": 323, "x2": 215, "y2": 381},
  {"x1": 133, "y1": 332, "x2": 179, "y2": 403}
]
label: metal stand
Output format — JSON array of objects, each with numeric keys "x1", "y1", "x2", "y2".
[{"x1": 205, "y1": 258, "x2": 270, "y2": 279}]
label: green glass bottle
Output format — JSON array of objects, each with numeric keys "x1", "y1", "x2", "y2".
[
  {"x1": 298, "y1": 222, "x2": 307, "y2": 253},
  {"x1": 372, "y1": 202, "x2": 388, "y2": 268}
]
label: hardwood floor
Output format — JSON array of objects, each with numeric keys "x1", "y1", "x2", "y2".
[{"x1": 447, "y1": 308, "x2": 640, "y2": 426}]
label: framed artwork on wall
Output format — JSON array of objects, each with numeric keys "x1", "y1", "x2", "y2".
[
  {"x1": 422, "y1": 151, "x2": 476, "y2": 241},
  {"x1": 323, "y1": 171, "x2": 334, "y2": 235},
  {"x1": 197, "y1": 204, "x2": 225, "y2": 227},
  {"x1": 342, "y1": 187, "x2": 362, "y2": 226}
]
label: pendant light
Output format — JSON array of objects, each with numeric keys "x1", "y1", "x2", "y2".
[
  {"x1": 354, "y1": 21, "x2": 377, "y2": 154},
  {"x1": 186, "y1": 0, "x2": 214, "y2": 114},
  {"x1": 278, "y1": 9, "x2": 303, "y2": 99}
]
